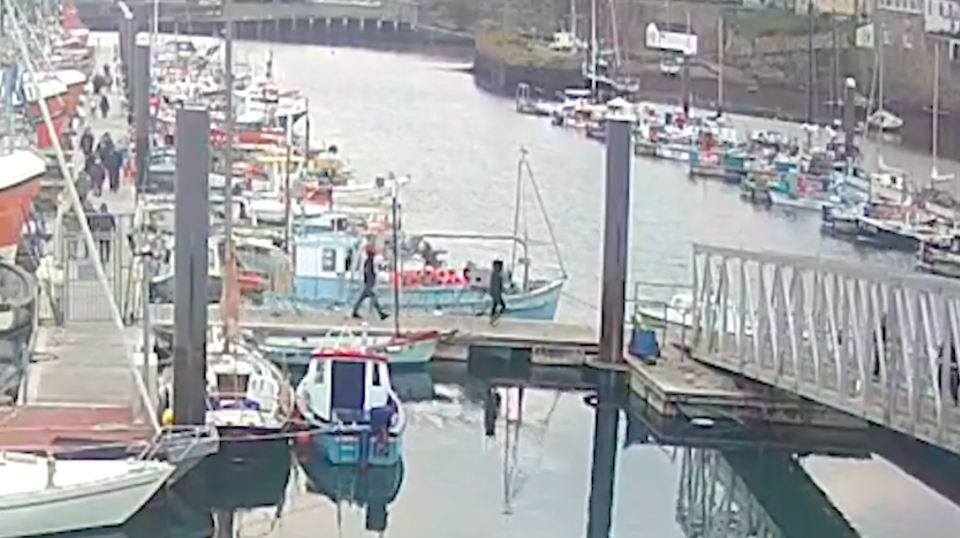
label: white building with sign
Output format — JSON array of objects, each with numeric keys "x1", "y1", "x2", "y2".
[
  {"x1": 645, "y1": 23, "x2": 698, "y2": 57},
  {"x1": 925, "y1": 0, "x2": 960, "y2": 35}
]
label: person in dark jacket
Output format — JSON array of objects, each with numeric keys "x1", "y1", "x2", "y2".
[
  {"x1": 489, "y1": 259, "x2": 506, "y2": 322},
  {"x1": 96, "y1": 133, "x2": 114, "y2": 165},
  {"x1": 351, "y1": 245, "x2": 388, "y2": 320},
  {"x1": 89, "y1": 203, "x2": 116, "y2": 264},
  {"x1": 79, "y1": 127, "x2": 94, "y2": 157},
  {"x1": 106, "y1": 148, "x2": 122, "y2": 193},
  {"x1": 89, "y1": 160, "x2": 105, "y2": 197},
  {"x1": 92, "y1": 72, "x2": 105, "y2": 95}
]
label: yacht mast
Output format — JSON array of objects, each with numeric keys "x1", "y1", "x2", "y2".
[
  {"x1": 718, "y1": 13, "x2": 724, "y2": 109},
  {"x1": 932, "y1": 39, "x2": 940, "y2": 184},
  {"x1": 589, "y1": 0, "x2": 597, "y2": 95},
  {"x1": 570, "y1": 0, "x2": 577, "y2": 39},
  {"x1": 222, "y1": 0, "x2": 235, "y2": 352},
  {"x1": 390, "y1": 177, "x2": 401, "y2": 335}
]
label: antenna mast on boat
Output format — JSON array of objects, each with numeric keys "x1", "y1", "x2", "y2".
[{"x1": 390, "y1": 175, "x2": 401, "y2": 335}]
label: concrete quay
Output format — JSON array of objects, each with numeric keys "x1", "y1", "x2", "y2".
[{"x1": 74, "y1": 0, "x2": 439, "y2": 44}]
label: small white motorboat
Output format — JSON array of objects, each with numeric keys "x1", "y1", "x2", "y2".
[
  {"x1": 634, "y1": 292, "x2": 750, "y2": 334},
  {"x1": 296, "y1": 344, "x2": 405, "y2": 466},
  {"x1": 159, "y1": 337, "x2": 295, "y2": 436},
  {"x1": 770, "y1": 190, "x2": 836, "y2": 212},
  {"x1": 0, "y1": 452, "x2": 175, "y2": 538},
  {"x1": 866, "y1": 109, "x2": 904, "y2": 132}
]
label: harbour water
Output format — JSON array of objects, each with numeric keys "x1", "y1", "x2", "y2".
[
  {"x1": 47, "y1": 36, "x2": 960, "y2": 538},
  {"x1": 58, "y1": 368, "x2": 960, "y2": 538}
]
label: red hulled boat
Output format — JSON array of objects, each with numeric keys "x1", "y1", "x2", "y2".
[{"x1": 0, "y1": 150, "x2": 46, "y2": 264}]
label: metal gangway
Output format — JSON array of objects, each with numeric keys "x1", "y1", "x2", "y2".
[{"x1": 688, "y1": 244, "x2": 960, "y2": 455}]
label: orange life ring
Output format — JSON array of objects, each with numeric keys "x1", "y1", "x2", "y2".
[
  {"x1": 421, "y1": 267, "x2": 437, "y2": 287},
  {"x1": 449, "y1": 269, "x2": 466, "y2": 285}
]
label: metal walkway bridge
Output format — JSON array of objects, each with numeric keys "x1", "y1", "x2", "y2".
[{"x1": 688, "y1": 244, "x2": 960, "y2": 456}]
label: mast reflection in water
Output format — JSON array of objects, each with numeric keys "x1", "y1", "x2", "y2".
[{"x1": 30, "y1": 363, "x2": 960, "y2": 538}]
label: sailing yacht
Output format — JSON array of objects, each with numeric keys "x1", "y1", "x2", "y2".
[
  {"x1": 158, "y1": 246, "x2": 296, "y2": 438},
  {"x1": 0, "y1": 452, "x2": 176, "y2": 538}
]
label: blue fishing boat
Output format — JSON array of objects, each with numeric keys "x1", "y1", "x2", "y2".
[
  {"x1": 296, "y1": 346, "x2": 404, "y2": 466},
  {"x1": 276, "y1": 231, "x2": 564, "y2": 319},
  {"x1": 267, "y1": 150, "x2": 567, "y2": 319}
]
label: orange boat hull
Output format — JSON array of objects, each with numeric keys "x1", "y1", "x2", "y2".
[
  {"x1": 63, "y1": 82, "x2": 84, "y2": 116},
  {"x1": 26, "y1": 96, "x2": 69, "y2": 149},
  {"x1": 0, "y1": 155, "x2": 45, "y2": 263}
]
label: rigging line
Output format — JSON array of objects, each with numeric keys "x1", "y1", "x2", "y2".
[
  {"x1": 522, "y1": 155, "x2": 567, "y2": 279},
  {"x1": 509, "y1": 149, "x2": 524, "y2": 271}
]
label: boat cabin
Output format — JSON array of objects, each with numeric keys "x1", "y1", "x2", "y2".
[
  {"x1": 301, "y1": 349, "x2": 397, "y2": 426},
  {"x1": 295, "y1": 232, "x2": 360, "y2": 284},
  {"x1": 206, "y1": 354, "x2": 281, "y2": 421}
]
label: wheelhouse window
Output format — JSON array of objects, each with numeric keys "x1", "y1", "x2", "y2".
[
  {"x1": 314, "y1": 365, "x2": 325, "y2": 384},
  {"x1": 217, "y1": 373, "x2": 249, "y2": 398},
  {"x1": 372, "y1": 366, "x2": 381, "y2": 386},
  {"x1": 321, "y1": 248, "x2": 337, "y2": 272}
]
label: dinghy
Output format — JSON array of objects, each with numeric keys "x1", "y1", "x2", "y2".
[
  {"x1": 296, "y1": 346, "x2": 405, "y2": 466},
  {"x1": 261, "y1": 329, "x2": 442, "y2": 367}
]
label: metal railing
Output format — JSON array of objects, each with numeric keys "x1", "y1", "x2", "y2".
[
  {"x1": 689, "y1": 243, "x2": 960, "y2": 455},
  {"x1": 54, "y1": 212, "x2": 139, "y2": 323}
]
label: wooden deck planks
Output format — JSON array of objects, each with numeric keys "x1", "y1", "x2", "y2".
[{"x1": 150, "y1": 304, "x2": 598, "y2": 348}]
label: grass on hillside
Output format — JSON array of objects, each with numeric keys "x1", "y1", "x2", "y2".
[
  {"x1": 476, "y1": 29, "x2": 582, "y2": 69},
  {"x1": 725, "y1": 7, "x2": 836, "y2": 41}
]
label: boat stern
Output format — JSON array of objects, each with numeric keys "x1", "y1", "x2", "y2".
[{"x1": 314, "y1": 430, "x2": 402, "y2": 466}]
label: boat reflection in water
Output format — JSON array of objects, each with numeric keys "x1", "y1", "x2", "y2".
[{"x1": 296, "y1": 447, "x2": 405, "y2": 533}]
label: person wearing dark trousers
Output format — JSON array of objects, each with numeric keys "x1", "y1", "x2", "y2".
[
  {"x1": 99, "y1": 93, "x2": 110, "y2": 118},
  {"x1": 489, "y1": 259, "x2": 506, "y2": 323},
  {"x1": 351, "y1": 245, "x2": 389, "y2": 320},
  {"x1": 79, "y1": 127, "x2": 94, "y2": 157},
  {"x1": 89, "y1": 161, "x2": 105, "y2": 197},
  {"x1": 106, "y1": 148, "x2": 122, "y2": 193},
  {"x1": 89, "y1": 203, "x2": 116, "y2": 264}
]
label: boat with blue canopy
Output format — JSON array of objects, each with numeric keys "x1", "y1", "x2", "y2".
[{"x1": 296, "y1": 344, "x2": 405, "y2": 466}]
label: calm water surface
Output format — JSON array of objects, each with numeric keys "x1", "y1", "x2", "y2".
[{"x1": 61, "y1": 35, "x2": 960, "y2": 538}]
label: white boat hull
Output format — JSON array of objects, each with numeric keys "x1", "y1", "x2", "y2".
[
  {"x1": 0, "y1": 461, "x2": 174, "y2": 538},
  {"x1": 769, "y1": 191, "x2": 834, "y2": 211}
]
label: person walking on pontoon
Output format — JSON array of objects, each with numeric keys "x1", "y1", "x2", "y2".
[
  {"x1": 351, "y1": 244, "x2": 389, "y2": 320},
  {"x1": 489, "y1": 259, "x2": 506, "y2": 324}
]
